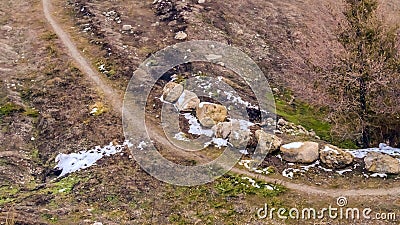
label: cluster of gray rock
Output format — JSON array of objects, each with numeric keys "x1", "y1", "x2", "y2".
[
  {"x1": 162, "y1": 81, "x2": 254, "y2": 149},
  {"x1": 162, "y1": 81, "x2": 400, "y2": 175},
  {"x1": 270, "y1": 140, "x2": 400, "y2": 175},
  {"x1": 276, "y1": 118, "x2": 318, "y2": 138}
]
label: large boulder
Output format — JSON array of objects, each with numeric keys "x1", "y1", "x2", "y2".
[
  {"x1": 280, "y1": 142, "x2": 319, "y2": 163},
  {"x1": 319, "y1": 144, "x2": 354, "y2": 169},
  {"x1": 162, "y1": 82, "x2": 184, "y2": 103},
  {"x1": 364, "y1": 152, "x2": 400, "y2": 174},
  {"x1": 255, "y1": 130, "x2": 283, "y2": 155},
  {"x1": 229, "y1": 129, "x2": 251, "y2": 148},
  {"x1": 212, "y1": 122, "x2": 232, "y2": 139},
  {"x1": 175, "y1": 90, "x2": 200, "y2": 111},
  {"x1": 196, "y1": 102, "x2": 228, "y2": 127}
]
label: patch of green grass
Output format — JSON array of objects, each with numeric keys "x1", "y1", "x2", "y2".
[
  {"x1": 50, "y1": 176, "x2": 80, "y2": 195},
  {"x1": 275, "y1": 94, "x2": 358, "y2": 148},
  {"x1": 89, "y1": 102, "x2": 107, "y2": 116},
  {"x1": 41, "y1": 213, "x2": 58, "y2": 223},
  {"x1": 275, "y1": 98, "x2": 331, "y2": 140},
  {"x1": 214, "y1": 173, "x2": 286, "y2": 198},
  {"x1": 31, "y1": 148, "x2": 40, "y2": 161},
  {"x1": 95, "y1": 59, "x2": 118, "y2": 78},
  {"x1": 23, "y1": 107, "x2": 39, "y2": 118},
  {"x1": 0, "y1": 186, "x2": 19, "y2": 206},
  {"x1": 0, "y1": 103, "x2": 23, "y2": 117},
  {"x1": 168, "y1": 214, "x2": 187, "y2": 224}
]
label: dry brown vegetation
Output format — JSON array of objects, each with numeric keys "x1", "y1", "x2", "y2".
[{"x1": 0, "y1": 0, "x2": 400, "y2": 224}]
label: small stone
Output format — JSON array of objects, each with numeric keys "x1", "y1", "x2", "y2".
[
  {"x1": 174, "y1": 31, "x2": 188, "y2": 40},
  {"x1": 1, "y1": 25, "x2": 12, "y2": 32},
  {"x1": 122, "y1": 25, "x2": 132, "y2": 31},
  {"x1": 198, "y1": 0, "x2": 205, "y2": 3},
  {"x1": 277, "y1": 118, "x2": 287, "y2": 126}
]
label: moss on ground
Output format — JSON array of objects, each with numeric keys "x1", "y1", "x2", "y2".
[
  {"x1": 0, "y1": 102, "x2": 23, "y2": 117},
  {"x1": 274, "y1": 89, "x2": 358, "y2": 148}
]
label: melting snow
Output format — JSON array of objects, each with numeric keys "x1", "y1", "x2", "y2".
[
  {"x1": 318, "y1": 166, "x2": 333, "y2": 172},
  {"x1": 346, "y1": 144, "x2": 400, "y2": 158},
  {"x1": 321, "y1": 145, "x2": 340, "y2": 154},
  {"x1": 239, "y1": 150, "x2": 249, "y2": 155},
  {"x1": 300, "y1": 160, "x2": 320, "y2": 171},
  {"x1": 183, "y1": 113, "x2": 214, "y2": 137},
  {"x1": 370, "y1": 173, "x2": 387, "y2": 178},
  {"x1": 282, "y1": 142, "x2": 304, "y2": 149},
  {"x1": 238, "y1": 160, "x2": 271, "y2": 174},
  {"x1": 137, "y1": 141, "x2": 147, "y2": 150},
  {"x1": 90, "y1": 107, "x2": 98, "y2": 115},
  {"x1": 336, "y1": 169, "x2": 352, "y2": 175},
  {"x1": 282, "y1": 168, "x2": 295, "y2": 179},
  {"x1": 173, "y1": 132, "x2": 190, "y2": 142},
  {"x1": 55, "y1": 140, "x2": 132, "y2": 177}
]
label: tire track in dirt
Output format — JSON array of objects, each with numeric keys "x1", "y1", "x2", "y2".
[{"x1": 42, "y1": 0, "x2": 400, "y2": 197}]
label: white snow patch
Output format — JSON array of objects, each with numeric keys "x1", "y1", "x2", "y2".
[
  {"x1": 321, "y1": 145, "x2": 340, "y2": 154},
  {"x1": 137, "y1": 141, "x2": 147, "y2": 150},
  {"x1": 55, "y1": 140, "x2": 132, "y2": 177},
  {"x1": 300, "y1": 160, "x2": 320, "y2": 171},
  {"x1": 176, "y1": 91, "x2": 186, "y2": 106},
  {"x1": 212, "y1": 138, "x2": 228, "y2": 148},
  {"x1": 239, "y1": 160, "x2": 253, "y2": 170},
  {"x1": 158, "y1": 95, "x2": 174, "y2": 105},
  {"x1": 242, "y1": 176, "x2": 260, "y2": 188},
  {"x1": 318, "y1": 166, "x2": 333, "y2": 172},
  {"x1": 231, "y1": 119, "x2": 254, "y2": 131},
  {"x1": 90, "y1": 107, "x2": 98, "y2": 115},
  {"x1": 183, "y1": 113, "x2": 214, "y2": 137},
  {"x1": 282, "y1": 168, "x2": 294, "y2": 179},
  {"x1": 370, "y1": 173, "x2": 387, "y2": 178},
  {"x1": 336, "y1": 169, "x2": 352, "y2": 175},
  {"x1": 346, "y1": 144, "x2": 400, "y2": 158},
  {"x1": 173, "y1": 132, "x2": 190, "y2": 142},
  {"x1": 282, "y1": 142, "x2": 304, "y2": 149},
  {"x1": 239, "y1": 149, "x2": 249, "y2": 155}
]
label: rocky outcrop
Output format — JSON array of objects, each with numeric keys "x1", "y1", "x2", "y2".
[
  {"x1": 364, "y1": 152, "x2": 400, "y2": 174},
  {"x1": 196, "y1": 102, "x2": 228, "y2": 127},
  {"x1": 280, "y1": 142, "x2": 319, "y2": 163},
  {"x1": 255, "y1": 130, "x2": 283, "y2": 155},
  {"x1": 319, "y1": 144, "x2": 354, "y2": 169},
  {"x1": 162, "y1": 82, "x2": 184, "y2": 103},
  {"x1": 175, "y1": 90, "x2": 200, "y2": 111}
]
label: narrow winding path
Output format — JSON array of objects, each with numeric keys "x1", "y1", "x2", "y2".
[{"x1": 42, "y1": 0, "x2": 400, "y2": 197}]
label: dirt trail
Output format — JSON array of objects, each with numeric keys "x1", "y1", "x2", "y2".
[
  {"x1": 42, "y1": 0, "x2": 123, "y2": 113},
  {"x1": 42, "y1": 0, "x2": 400, "y2": 197}
]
